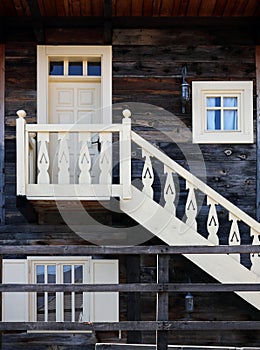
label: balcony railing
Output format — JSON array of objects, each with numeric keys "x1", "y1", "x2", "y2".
[{"x1": 16, "y1": 109, "x2": 132, "y2": 200}]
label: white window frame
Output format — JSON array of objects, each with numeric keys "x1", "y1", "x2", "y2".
[
  {"x1": 37, "y1": 45, "x2": 112, "y2": 124},
  {"x1": 192, "y1": 81, "x2": 253, "y2": 143},
  {"x1": 28, "y1": 256, "x2": 91, "y2": 322}
]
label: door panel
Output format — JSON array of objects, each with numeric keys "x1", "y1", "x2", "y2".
[{"x1": 49, "y1": 82, "x2": 101, "y2": 184}]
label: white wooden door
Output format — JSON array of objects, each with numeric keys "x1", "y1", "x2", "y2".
[{"x1": 49, "y1": 81, "x2": 101, "y2": 184}]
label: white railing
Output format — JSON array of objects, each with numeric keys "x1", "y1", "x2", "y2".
[
  {"x1": 130, "y1": 130, "x2": 260, "y2": 270},
  {"x1": 16, "y1": 109, "x2": 131, "y2": 200}
]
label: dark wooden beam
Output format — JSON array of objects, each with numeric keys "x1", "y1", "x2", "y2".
[
  {"x1": 104, "y1": 0, "x2": 112, "y2": 44},
  {"x1": 257, "y1": 45, "x2": 260, "y2": 221},
  {"x1": 2, "y1": 321, "x2": 260, "y2": 331},
  {"x1": 25, "y1": 0, "x2": 45, "y2": 43},
  {"x1": 156, "y1": 255, "x2": 169, "y2": 350},
  {"x1": 0, "y1": 45, "x2": 4, "y2": 225},
  {"x1": 126, "y1": 255, "x2": 142, "y2": 344},
  {"x1": 1, "y1": 282, "x2": 260, "y2": 293},
  {"x1": 1, "y1": 245, "x2": 260, "y2": 255}
]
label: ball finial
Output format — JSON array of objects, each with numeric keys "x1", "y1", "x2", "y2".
[
  {"x1": 122, "y1": 109, "x2": 131, "y2": 118},
  {"x1": 16, "y1": 110, "x2": 26, "y2": 118}
]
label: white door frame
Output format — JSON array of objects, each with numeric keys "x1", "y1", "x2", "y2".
[{"x1": 37, "y1": 45, "x2": 112, "y2": 124}]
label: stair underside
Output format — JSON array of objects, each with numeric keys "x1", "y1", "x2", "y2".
[{"x1": 120, "y1": 186, "x2": 260, "y2": 310}]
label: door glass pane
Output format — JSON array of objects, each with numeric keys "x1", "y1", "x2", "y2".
[
  {"x1": 36, "y1": 265, "x2": 44, "y2": 283},
  {"x1": 69, "y1": 62, "x2": 83, "y2": 75},
  {"x1": 64, "y1": 292, "x2": 72, "y2": 321},
  {"x1": 75, "y1": 265, "x2": 83, "y2": 283},
  {"x1": 88, "y1": 62, "x2": 101, "y2": 76},
  {"x1": 48, "y1": 265, "x2": 56, "y2": 283},
  {"x1": 36, "y1": 265, "x2": 45, "y2": 321},
  {"x1": 47, "y1": 265, "x2": 56, "y2": 321},
  {"x1": 37, "y1": 293, "x2": 45, "y2": 321},
  {"x1": 75, "y1": 265, "x2": 83, "y2": 321},
  {"x1": 50, "y1": 61, "x2": 64, "y2": 75},
  {"x1": 63, "y1": 265, "x2": 72, "y2": 321},
  {"x1": 63, "y1": 265, "x2": 72, "y2": 283}
]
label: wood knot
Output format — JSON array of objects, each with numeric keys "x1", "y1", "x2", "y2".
[{"x1": 224, "y1": 149, "x2": 232, "y2": 156}]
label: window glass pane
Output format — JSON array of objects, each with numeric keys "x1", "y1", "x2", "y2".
[
  {"x1": 64, "y1": 292, "x2": 72, "y2": 321},
  {"x1": 88, "y1": 62, "x2": 101, "y2": 76},
  {"x1": 207, "y1": 97, "x2": 221, "y2": 107},
  {"x1": 36, "y1": 265, "x2": 45, "y2": 283},
  {"x1": 69, "y1": 62, "x2": 83, "y2": 75},
  {"x1": 47, "y1": 265, "x2": 56, "y2": 283},
  {"x1": 75, "y1": 265, "x2": 83, "y2": 283},
  {"x1": 63, "y1": 265, "x2": 72, "y2": 283},
  {"x1": 207, "y1": 110, "x2": 221, "y2": 130},
  {"x1": 49, "y1": 61, "x2": 64, "y2": 75},
  {"x1": 224, "y1": 110, "x2": 238, "y2": 130},
  {"x1": 75, "y1": 292, "x2": 83, "y2": 322},
  {"x1": 224, "y1": 97, "x2": 237, "y2": 107},
  {"x1": 37, "y1": 293, "x2": 45, "y2": 321},
  {"x1": 48, "y1": 293, "x2": 56, "y2": 321}
]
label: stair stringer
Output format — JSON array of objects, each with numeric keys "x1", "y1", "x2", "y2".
[{"x1": 120, "y1": 185, "x2": 260, "y2": 310}]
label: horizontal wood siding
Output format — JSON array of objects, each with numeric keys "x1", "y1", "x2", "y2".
[{"x1": 1, "y1": 25, "x2": 259, "y2": 348}]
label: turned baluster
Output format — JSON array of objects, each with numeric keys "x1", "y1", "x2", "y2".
[
  {"x1": 164, "y1": 165, "x2": 176, "y2": 215},
  {"x1": 185, "y1": 182, "x2": 197, "y2": 231},
  {"x1": 58, "y1": 132, "x2": 70, "y2": 184},
  {"x1": 250, "y1": 228, "x2": 260, "y2": 275},
  {"x1": 37, "y1": 132, "x2": 50, "y2": 184},
  {"x1": 99, "y1": 133, "x2": 112, "y2": 184},
  {"x1": 228, "y1": 213, "x2": 241, "y2": 262},
  {"x1": 78, "y1": 132, "x2": 91, "y2": 184},
  {"x1": 207, "y1": 197, "x2": 219, "y2": 244},
  {"x1": 142, "y1": 149, "x2": 154, "y2": 199}
]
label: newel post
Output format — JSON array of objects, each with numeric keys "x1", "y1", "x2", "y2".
[
  {"x1": 121, "y1": 109, "x2": 132, "y2": 199},
  {"x1": 16, "y1": 110, "x2": 27, "y2": 196}
]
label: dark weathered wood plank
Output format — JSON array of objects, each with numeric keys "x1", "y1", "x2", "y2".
[
  {"x1": 0, "y1": 44, "x2": 5, "y2": 225},
  {"x1": 156, "y1": 255, "x2": 169, "y2": 350},
  {"x1": 2, "y1": 321, "x2": 260, "y2": 331},
  {"x1": 1, "y1": 245, "x2": 260, "y2": 255},
  {"x1": 256, "y1": 45, "x2": 260, "y2": 221},
  {"x1": 127, "y1": 255, "x2": 142, "y2": 343},
  {"x1": 1, "y1": 282, "x2": 260, "y2": 293}
]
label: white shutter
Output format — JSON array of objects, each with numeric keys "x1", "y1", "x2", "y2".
[
  {"x1": 90, "y1": 259, "x2": 119, "y2": 322},
  {"x1": 2, "y1": 259, "x2": 29, "y2": 321}
]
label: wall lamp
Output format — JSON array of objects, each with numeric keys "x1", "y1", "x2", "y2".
[
  {"x1": 181, "y1": 65, "x2": 190, "y2": 114},
  {"x1": 185, "y1": 292, "x2": 194, "y2": 313}
]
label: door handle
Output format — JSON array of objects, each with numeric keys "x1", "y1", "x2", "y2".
[{"x1": 92, "y1": 137, "x2": 101, "y2": 152}]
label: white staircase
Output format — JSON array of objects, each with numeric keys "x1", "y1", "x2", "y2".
[
  {"x1": 16, "y1": 108, "x2": 260, "y2": 309},
  {"x1": 120, "y1": 123, "x2": 260, "y2": 310}
]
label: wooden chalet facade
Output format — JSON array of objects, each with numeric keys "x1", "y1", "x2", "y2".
[{"x1": 1, "y1": 0, "x2": 260, "y2": 349}]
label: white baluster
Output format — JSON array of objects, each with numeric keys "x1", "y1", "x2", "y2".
[
  {"x1": 16, "y1": 110, "x2": 27, "y2": 195},
  {"x1": 99, "y1": 133, "x2": 112, "y2": 184},
  {"x1": 78, "y1": 132, "x2": 91, "y2": 184},
  {"x1": 58, "y1": 132, "x2": 70, "y2": 184},
  {"x1": 185, "y1": 182, "x2": 197, "y2": 231},
  {"x1": 228, "y1": 213, "x2": 241, "y2": 262},
  {"x1": 207, "y1": 197, "x2": 219, "y2": 244},
  {"x1": 142, "y1": 149, "x2": 154, "y2": 199},
  {"x1": 250, "y1": 228, "x2": 260, "y2": 275},
  {"x1": 164, "y1": 165, "x2": 176, "y2": 215},
  {"x1": 37, "y1": 132, "x2": 50, "y2": 184}
]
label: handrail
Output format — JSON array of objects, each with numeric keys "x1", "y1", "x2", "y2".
[
  {"x1": 131, "y1": 130, "x2": 260, "y2": 234},
  {"x1": 26, "y1": 123, "x2": 123, "y2": 133}
]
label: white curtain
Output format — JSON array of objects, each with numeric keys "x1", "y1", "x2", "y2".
[{"x1": 206, "y1": 97, "x2": 237, "y2": 131}]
